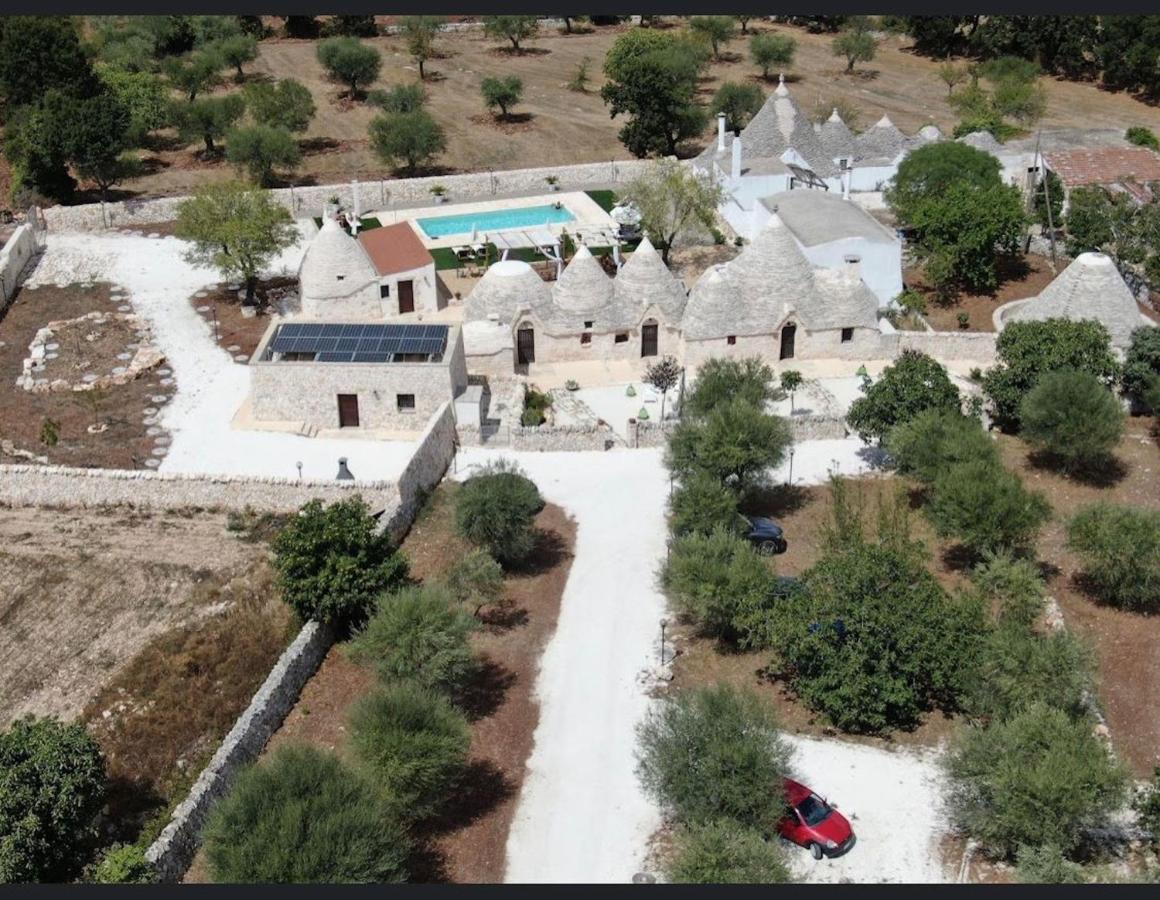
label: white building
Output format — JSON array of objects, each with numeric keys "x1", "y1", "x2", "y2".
[{"x1": 357, "y1": 222, "x2": 439, "y2": 316}]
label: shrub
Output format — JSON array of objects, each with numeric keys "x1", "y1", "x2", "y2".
[
  {"x1": 750, "y1": 32, "x2": 796, "y2": 80},
  {"x1": 1133, "y1": 767, "x2": 1160, "y2": 845},
  {"x1": 983, "y1": 319, "x2": 1120, "y2": 431},
  {"x1": 1123, "y1": 326, "x2": 1160, "y2": 409},
  {"x1": 204, "y1": 743, "x2": 409, "y2": 883},
  {"x1": 1067, "y1": 503, "x2": 1160, "y2": 613},
  {"x1": 90, "y1": 844, "x2": 154, "y2": 884},
  {"x1": 669, "y1": 469, "x2": 741, "y2": 538},
  {"x1": 368, "y1": 109, "x2": 446, "y2": 175},
  {"x1": 225, "y1": 124, "x2": 302, "y2": 186},
  {"x1": 368, "y1": 83, "x2": 426, "y2": 114},
  {"x1": 521, "y1": 386, "x2": 552, "y2": 427},
  {"x1": 885, "y1": 409, "x2": 998, "y2": 484},
  {"x1": 637, "y1": 684, "x2": 793, "y2": 832},
  {"x1": 1126, "y1": 126, "x2": 1160, "y2": 151},
  {"x1": 0, "y1": 717, "x2": 106, "y2": 883},
  {"x1": 316, "y1": 37, "x2": 381, "y2": 98},
  {"x1": 666, "y1": 397, "x2": 792, "y2": 491},
  {"x1": 768, "y1": 543, "x2": 985, "y2": 733},
  {"x1": 480, "y1": 74, "x2": 523, "y2": 119},
  {"x1": 242, "y1": 79, "x2": 316, "y2": 133},
  {"x1": 928, "y1": 459, "x2": 1051, "y2": 556},
  {"x1": 348, "y1": 681, "x2": 471, "y2": 821},
  {"x1": 1019, "y1": 369, "x2": 1125, "y2": 473},
  {"x1": 442, "y1": 549, "x2": 506, "y2": 617},
  {"x1": 455, "y1": 459, "x2": 544, "y2": 567},
  {"x1": 846, "y1": 350, "x2": 961, "y2": 443},
  {"x1": 1016, "y1": 844, "x2": 1087, "y2": 884},
  {"x1": 970, "y1": 550, "x2": 1046, "y2": 628},
  {"x1": 662, "y1": 527, "x2": 775, "y2": 645},
  {"x1": 684, "y1": 357, "x2": 776, "y2": 419},
  {"x1": 349, "y1": 585, "x2": 478, "y2": 698},
  {"x1": 271, "y1": 496, "x2": 409, "y2": 629},
  {"x1": 945, "y1": 702, "x2": 1127, "y2": 857},
  {"x1": 667, "y1": 820, "x2": 792, "y2": 884}
]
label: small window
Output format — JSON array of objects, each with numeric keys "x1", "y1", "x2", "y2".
[
  {"x1": 727, "y1": 335, "x2": 737, "y2": 345},
  {"x1": 839, "y1": 158, "x2": 849, "y2": 171},
  {"x1": 584, "y1": 320, "x2": 594, "y2": 328},
  {"x1": 336, "y1": 274, "x2": 345, "y2": 281},
  {"x1": 380, "y1": 283, "x2": 390, "y2": 299},
  {"x1": 397, "y1": 393, "x2": 416, "y2": 411},
  {"x1": 614, "y1": 333, "x2": 628, "y2": 343},
  {"x1": 580, "y1": 332, "x2": 592, "y2": 345},
  {"x1": 841, "y1": 327, "x2": 854, "y2": 343}
]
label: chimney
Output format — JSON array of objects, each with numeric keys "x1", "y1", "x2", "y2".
[
  {"x1": 842, "y1": 168, "x2": 851, "y2": 201},
  {"x1": 717, "y1": 113, "x2": 727, "y2": 152},
  {"x1": 336, "y1": 457, "x2": 354, "y2": 481},
  {"x1": 731, "y1": 136, "x2": 742, "y2": 180},
  {"x1": 351, "y1": 179, "x2": 361, "y2": 222},
  {"x1": 843, "y1": 254, "x2": 862, "y2": 280}
]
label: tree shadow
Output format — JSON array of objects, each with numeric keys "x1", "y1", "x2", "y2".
[
  {"x1": 715, "y1": 50, "x2": 745, "y2": 64},
  {"x1": 509, "y1": 527, "x2": 570, "y2": 577},
  {"x1": 426, "y1": 758, "x2": 517, "y2": 836},
  {"x1": 100, "y1": 774, "x2": 167, "y2": 845},
  {"x1": 405, "y1": 837, "x2": 451, "y2": 883},
  {"x1": 842, "y1": 68, "x2": 881, "y2": 82},
  {"x1": 941, "y1": 543, "x2": 980, "y2": 574},
  {"x1": 741, "y1": 482, "x2": 814, "y2": 518},
  {"x1": 856, "y1": 444, "x2": 892, "y2": 470},
  {"x1": 1026, "y1": 449, "x2": 1128, "y2": 488},
  {"x1": 498, "y1": 112, "x2": 534, "y2": 125},
  {"x1": 454, "y1": 657, "x2": 516, "y2": 721},
  {"x1": 299, "y1": 136, "x2": 341, "y2": 156},
  {"x1": 489, "y1": 46, "x2": 551, "y2": 57},
  {"x1": 478, "y1": 603, "x2": 529, "y2": 633}
]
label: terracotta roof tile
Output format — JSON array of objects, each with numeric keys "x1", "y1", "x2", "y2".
[
  {"x1": 357, "y1": 223, "x2": 433, "y2": 276},
  {"x1": 1044, "y1": 146, "x2": 1160, "y2": 188}
]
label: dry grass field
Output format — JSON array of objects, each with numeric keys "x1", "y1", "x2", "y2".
[{"x1": 114, "y1": 19, "x2": 1160, "y2": 199}]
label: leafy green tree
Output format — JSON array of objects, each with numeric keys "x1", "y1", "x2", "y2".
[
  {"x1": 710, "y1": 82, "x2": 764, "y2": 134},
  {"x1": 643, "y1": 354, "x2": 682, "y2": 421},
  {"x1": 621, "y1": 159, "x2": 723, "y2": 263},
  {"x1": 601, "y1": 30, "x2": 707, "y2": 159},
  {"x1": 455, "y1": 459, "x2": 544, "y2": 567},
  {"x1": 750, "y1": 32, "x2": 796, "y2": 80},
  {"x1": 1127, "y1": 126, "x2": 1160, "y2": 150},
  {"x1": 666, "y1": 396, "x2": 792, "y2": 490},
  {"x1": 268, "y1": 495, "x2": 409, "y2": 628},
  {"x1": 322, "y1": 15, "x2": 378, "y2": 38},
  {"x1": 282, "y1": 16, "x2": 320, "y2": 39},
  {"x1": 90, "y1": 844, "x2": 155, "y2": 884},
  {"x1": 1098, "y1": 16, "x2": 1160, "y2": 97},
  {"x1": 1063, "y1": 186, "x2": 1123, "y2": 256},
  {"x1": 936, "y1": 61, "x2": 969, "y2": 97},
  {"x1": 317, "y1": 37, "x2": 381, "y2": 99},
  {"x1": 685, "y1": 357, "x2": 777, "y2": 419},
  {"x1": 368, "y1": 83, "x2": 426, "y2": 114},
  {"x1": 1067, "y1": 503, "x2": 1160, "y2": 613},
  {"x1": 886, "y1": 141, "x2": 1003, "y2": 226},
  {"x1": 669, "y1": 470, "x2": 741, "y2": 539},
  {"x1": 480, "y1": 75, "x2": 523, "y2": 119},
  {"x1": 0, "y1": 17, "x2": 97, "y2": 109},
  {"x1": 928, "y1": 459, "x2": 1051, "y2": 556},
  {"x1": 1019, "y1": 369, "x2": 1125, "y2": 474},
  {"x1": 442, "y1": 549, "x2": 506, "y2": 618},
  {"x1": 0, "y1": 717, "x2": 106, "y2": 883},
  {"x1": 99, "y1": 68, "x2": 171, "y2": 146},
  {"x1": 945, "y1": 702, "x2": 1127, "y2": 858},
  {"x1": 832, "y1": 21, "x2": 878, "y2": 73},
  {"x1": 348, "y1": 681, "x2": 470, "y2": 820},
  {"x1": 667, "y1": 820, "x2": 792, "y2": 884},
  {"x1": 886, "y1": 409, "x2": 998, "y2": 484},
  {"x1": 68, "y1": 91, "x2": 132, "y2": 203},
  {"x1": 177, "y1": 94, "x2": 245, "y2": 155},
  {"x1": 689, "y1": 17, "x2": 736, "y2": 60},
  {"x1": 163, "y1": 49, "x2": 224, "y2": 102},
  {"x1": 1123, "y1": 326, "x2": 1160, "y2": 410},
  {"x1": 778, "y1": 370, "x2": 804, "y2": 413},
  {"x1": 982, "y1": 319, "x2": 1120, "y2": 431},
  {"x1": 846, "y1": 350, "x2": 961, "y2": 443},
  {"x1": 2, "y1": 92, "x2": 78, "y2": 201},
  {"x1": 349, "y1": 585, "x2": 478, "y2": 697},
  {"x1": 1031, "y1": 170, "x2": 1064, "y2": 231},
  {"x1": 212, "y1": 34, "x2": 258, "y2": 83},
  {"x1": 662, "y1": 527, "x2": 775, "y2": 644},
  {"x1": 243, "y1": 79, "x2": 316, "y2": 133},
  {"x1": 1015, "y1": 844, "x2": 1087, "y2": 884},
  {"x1": 226, "y1": 124, "x2": 302, "y2": 186},
  {"x1": 768, "y1": 542, "x2": 985, "y2": 732},
  {"x1": 904, "y1": 16, "x2": 971, "y2": 57},
  {"x1": 400, "y1": 16, "x2": 445, "y2": 80},
  {"x1": 637, "y1": 684, "x2": 793, "y2": 832},
  {"x1": 1134, "y1": 768, "x2": 1160, "y2": 847},
  {"x1": 204, "y1": 743, "x2": 409, "y2": 883},
  {"x1": 190, "y1": 15, "x2": 244, "y2": 47},
  {"x1": 483, "y1": 16, "x2": 539, "y2": 53},
  {"x1": 368, "y1": 109, "x2": 446, "y2": 175}
]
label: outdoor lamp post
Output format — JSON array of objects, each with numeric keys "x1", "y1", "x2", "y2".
[
  {"x1": 659, "y1": 618, "x2": 669, "y2": 665},
  {"x1": 296, "y1": 460, "x2": 303, "y2": 481},
  {"x1": 787, "y1": 445, "x2": 796, "y2": 487}
]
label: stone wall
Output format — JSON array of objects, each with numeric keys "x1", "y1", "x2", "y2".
[
  {"x1": 0, "y1": 215, "x2": 45, "y2": 309},
  {"x1": 892, "y1": 330, "x2": 998, "y2": 363},
  {"x1": 0, "y1": 464, "x2": 400, "y2": 515},
  {"x1": 41, "y1": 160, "x2": 659, "y2": 233},
  {"x1": 789, "y1": 414, "x2": 849, "y2": 441},
  {"x1": 630, "y1": 418, "x2": 680, "y2": 448},
  {"x1": 144, "y1": 619, "x2": 334, "y2": 882},
  {"x1": 380, "y1": 401, "x2": 458, "y2": 541},
  {"x1": 510, "y1": 421, "x2": 620, "y2": 452}
]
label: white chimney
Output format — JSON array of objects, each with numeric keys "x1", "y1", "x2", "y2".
[
  {"x1": 842, "y1": 168, "x2": 851, "y2": 201},
  {"x1": 731, "y1": 136, "x2": 742, "y2": 180},
  {"x1": 350, "y1": 179, "x2": 361, "y2": 235},
  {"x1": 843, "y1": 254, "x2": 862, "y2": 279},
  {"x1": 717, "y1": 113, "x2": 727, "y2": 152}
]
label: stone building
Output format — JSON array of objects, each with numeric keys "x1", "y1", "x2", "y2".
[
  {"x1": 357, "y1": 223, "x2": 439, "y2": 316},
  {"x1": 249, "y1": 321, "x2": 468, "y2": 433}
]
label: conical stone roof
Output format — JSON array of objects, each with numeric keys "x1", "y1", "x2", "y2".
[
  {"x1": 613, "y1": 236, "x2": 687, "y2": 323},
  {"x1": 298, "y1": 217, "x2": 378, "y2": 300},
  {"x1": 464, "y1": 259, "x2": 549, "y2": 323},
  {"x1": 854, "y1": 115, "x2": 908, "y2": 163},
  {"x1": 552, "y1": 245, "x2": 614, "y2": 313},
  {"x1": 817, "y1": 108, "x2": 857, "y2": 159},
  {"x1": 1006, "y1": 252, "x2": 1147, "y2": 349}
]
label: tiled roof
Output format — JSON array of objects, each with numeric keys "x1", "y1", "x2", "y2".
[
  {"x1": 357, "y1": 222, "x2": 433, "y2": 276},
  {"x1": 1044, "y1": 146, "x2": 1160, "y2": 188}
]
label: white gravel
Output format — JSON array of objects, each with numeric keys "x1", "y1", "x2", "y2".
[{"x1": 26, "y1": 231, "x2": 417, "y2": 482}]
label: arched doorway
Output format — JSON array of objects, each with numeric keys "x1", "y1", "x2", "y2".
[
  {"x1": 517, "y1": 325, "x2": 535, "y2": 365},
  {"x1": 779, "y1": 323, "x2": 796, "y2": 360}
]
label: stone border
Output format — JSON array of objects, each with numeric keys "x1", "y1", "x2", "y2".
[
  {"x1": 144, "y1": 619, "x2": 335, "y2": 882},
  {"x1": 17, "y1": 311, "x2": 164, "y2": 393},
  {"x1": 0, "y1": 212, "x2": 45, "y2": 311}
]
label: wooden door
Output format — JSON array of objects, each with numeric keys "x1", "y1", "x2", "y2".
[
  {"x1": 337, "y1": 394, "x2": 360, "y2": 428},
  {"x1": 397, "y1": 280, "x2": 415, "y2": 314},
  {"x1": 641, "y1": 323, "x2": 658, "y2": 358},
  {"x1": 517, "y1": 326, "x2": 535, "y2": 365},
  {"x1": 779, "y1": 323, "x2": 796, "y2": 360}
]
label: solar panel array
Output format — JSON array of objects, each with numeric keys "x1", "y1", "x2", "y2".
[{"x1": 266, "y1": 323, "x2": 448, "y2": 363}]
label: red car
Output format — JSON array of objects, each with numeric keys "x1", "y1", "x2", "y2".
[{"x1": 777, "y1": 778, "x2": 856, "y2": 860}]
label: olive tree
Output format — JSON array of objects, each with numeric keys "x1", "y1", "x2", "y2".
[
  {"x1": 400, "y1": 16, "x2": 445, "y2": 80},
  {"x1": 225, "y1": 124, "x2": 302, "y2": 186},
  {"x1": 928, "y1": 459, "x2": 1051, "y2": 556},
  {"x1": 886, "y1": 409, "x2": 999, "y2": 484},
  {"x1": 243, "y1": 79, "x2": 316, "y2": 133},
  {"x1": 666, "y1": 396, "x2": 792, "y2": 491},
  {"x1": 455, "y1": 459, "x2": 544, "y2": 567},
  {"x1": 846, "y1": 350, "x2": 961, "y2": 443},
  {"x1": 1067, "y1": 503, "x2": 1160, "y2": 613},
  {"x1": 685, "y1": 357, "x2": 777, "y2": 419},
  {"x1": 480, "y1": 75, "x2": 523, "y2": 120},
  {"x1": 750, "y1": 32, "x2": 796, "y2": 80},
  {"x1": 482, "y1": 15, "x2": 539, "y2": 52},
  {"x1": 669, "y1": 469, "x2": 741, "y2": 539},
  {"x1": 667, "y1": 820, "x2": 792, "y2": 884},
  {"x1": 622, "y1": 159, "x2": 724, "y2": 264},
  {"x1": 369, "y1": 109, "x2": 446, "y2": 175},
  {"x1": 316, "y1": 37, "x2": 381, "y2": 98},
  {"x1": 1019, "y1": 369, "x2": 1125, "y2": 474}
]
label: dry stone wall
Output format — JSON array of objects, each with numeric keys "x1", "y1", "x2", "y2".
[
  {"x1": 41, "y1": 160, "x2": 660, "y2": 233},
  {"x1": 510, "y1": 422, "x2": 621, "y2": 451},
  {"x1": 0, "y1": 215, "x2": 45, "y2": 309},
  {"x1": 381, "y1": 401, "x2": 458, "y2": 540}
]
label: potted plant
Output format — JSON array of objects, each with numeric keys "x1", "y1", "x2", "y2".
[
  {"x1": 565, "y1": 378, "x2": 579, "y2": 391},
  {"x1": 431, "y1": 184, "x2": 448, "y2": 204},
  {"x1": 324, "y1": 195, "x2": 341, "y2": 217},
  {"x1": 957, "y1": 311, "x2": 970, "y2": 330},
  {"x1": 546, "y1": 175, "x2": 560, "y2": 192}
]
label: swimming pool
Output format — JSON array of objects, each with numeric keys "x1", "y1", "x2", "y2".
[{"x1": 415, "y1": 204, "x2": 575, "y2": 239}]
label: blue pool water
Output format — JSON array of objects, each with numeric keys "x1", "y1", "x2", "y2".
[{"x1": 416, "y1": 204, "x2": 575, "y2": 239}]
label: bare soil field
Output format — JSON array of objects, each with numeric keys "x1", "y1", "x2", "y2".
[
  {"x1": 109, "y1": 20, "x2": 1160, "y2": 200},
  {"x1": 906, "y1": 253, "x2": 1059, "y2": 333},
  {"x1": 186, "y1": 276, "x2": 295, "y2": 362},
  {"x1": 184, "y1": 482, "x2": 578, "y2": 883},
  {"x1": 0, "y1": 282, "x2": 170, "y2": 468}
]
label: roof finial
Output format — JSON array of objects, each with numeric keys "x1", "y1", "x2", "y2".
[{"x1": 775, "y1": 72, "x2": 788, "y2": 96}]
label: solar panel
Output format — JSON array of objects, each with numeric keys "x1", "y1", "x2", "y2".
[
  {"x1": 270, "y1": 322, "x2": 450, "y2": 363},
  {"x1": 278, "y1": 323, "x2": 306, "y2": 339},
  {"x1": 316, "y1": 351, "x2": 350, "y2": 362}
]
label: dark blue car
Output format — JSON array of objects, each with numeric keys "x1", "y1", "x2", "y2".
[{"x1": 741, "y1": 515, "x2": 788, "y2": 555}]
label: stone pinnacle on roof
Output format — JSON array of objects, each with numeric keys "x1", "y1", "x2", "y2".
[{"x1": 552, "y1": 244, "x2": 614, "y2": 313}]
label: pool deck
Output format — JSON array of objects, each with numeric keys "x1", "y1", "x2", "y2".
[{"x1": 364, "y1": 191, "x2": 615, "y2": 251}]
